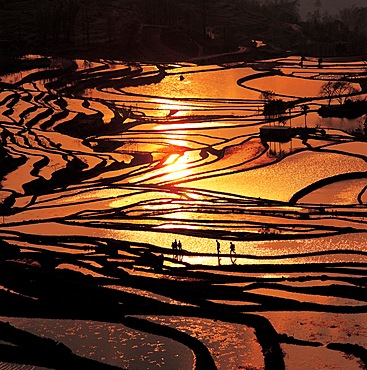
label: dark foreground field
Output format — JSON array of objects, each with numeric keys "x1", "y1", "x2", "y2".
[{"x1": 0, "y1": 234, "x2": 367, "y2": 370}]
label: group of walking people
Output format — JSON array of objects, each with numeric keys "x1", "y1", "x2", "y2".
[
  {"x1": 170, "y1": 238, "x2": 236, "y2": 258},
  {"x1": 171, "y1": 239, "x2": 182, "y2": 252},
  {"x1": 216, "y1": 240, "x2": 236, "y2": 254}
]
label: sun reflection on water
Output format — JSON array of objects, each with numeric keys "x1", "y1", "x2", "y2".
[
  {"x1": 154, "y1": 122, "x2": 217, "y2": 131},
  {"x1": 155, "y1": 98, "x2": 189, "y2": 117},
  {"x1": 160, "y1": 151, "x2": 193, "y2": 182}
]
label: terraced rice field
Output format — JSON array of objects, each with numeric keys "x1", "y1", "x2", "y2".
[{"x1": 0, "y1": 55, "x2": 366, "y2": 369}]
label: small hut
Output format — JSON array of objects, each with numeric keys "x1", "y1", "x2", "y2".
[{"x1": 260, "y1": 125, "x2": 292, "y2": 143}]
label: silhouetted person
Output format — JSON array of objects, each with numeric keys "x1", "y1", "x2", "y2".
[
  {"x1": 318, "y1": 57, "x2": 323, "y2": 68},
  {"x1": 300, "y1": 55, "x2": 306, "y2": 68},
  {"x1": 178, "y1": 240, "x2": 182, "y2": 251},
  {"x1": 172, "y1": 239, "x2": 178, "y2": 259},
  {"x1": 171, "y1": 240, "x2": 177, "y2": 255},
  {"x1": 230, "y1": 242, "x2": 236, "y2": 254},
  {"x1": 216, "y1": 240, "x2": 221, "y2": 254}
]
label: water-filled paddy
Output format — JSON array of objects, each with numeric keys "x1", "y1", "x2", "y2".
[{"x1": 0, "y1": 55, "x2": 366, "y2": 370}]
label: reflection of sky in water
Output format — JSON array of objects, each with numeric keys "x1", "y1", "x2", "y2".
[
  {"x1": 1, "y1": 57, "x2": 367, "y2": 370},
  {"x1": 185, "y1": 151, "x2": 367, "y2": 202},
  {"x1": 2, "y1": 59, "x2": 367, "y2": 266},
  {"x1": 262, "y1": 311, "x2": 367, "y2": 370},
  {"x1": 242, "y1": 75, "x2": 361, "y2": 99},
  {"x1": 327, "y1": 141, "x2": 367, "y2": 156},
  {"x1": 8, "y1": 223, "x2": 367, "y2": 265},
  {"x1": 0, "y1": 315, "x2": 266, "y2": 370},
  {"x1": 251, "y1": 288, "x2": 365, "y2": 306},
  {"x1": 0, "y1": 318, "x2": 194, "y2": 370},
  {"x1": 123, "y1": 67, "x2": 260, "y2": 100},
  {"x1": 300, "y1": 178, "x2": 367, "y2": 205},
  {"x1": 146, "y1": 316, "x2": 264, "y2": 370},
  {"x1": 264, "y1": 311, "x2": 367, "y2": 346},
  {"x1": 282, "y1": 344, "x2": 362, "y2": 370},
  {"x1": 317, "y1": 114, "x2": 366, "y2": 132}
]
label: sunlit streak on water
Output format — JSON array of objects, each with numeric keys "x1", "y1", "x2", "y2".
[
  {"x1": 155, "y1": 98, "x2": 189, "y2": 117},
  {"x1": 154, "y1": 122, "x2": 221, "y2": 131},
  {"x1": 163, "y1": 154, "x2": 180, "y2": 165},
  {"x1": 185, "y1": 150, "x2": 367, "y2": 202},
  {"x1": 160, "y1": 152, "x2": 193, "y2": 182},
  {"x1": 108, "y1": 191, "x2": 181, "y2": 208},
  {"x1": 167, "y1": 137, "x2": 192, "y2": 148},
  {"x1": 155, "y1": 224, "x2": 198, "y2": 230},
  {"x1": 7, "y1": 223, "x2": 367, "y2": 265}
]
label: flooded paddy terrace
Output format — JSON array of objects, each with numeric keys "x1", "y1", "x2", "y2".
[{"x1": 0, "y1": 55, "x2": 366, "y2": 369}]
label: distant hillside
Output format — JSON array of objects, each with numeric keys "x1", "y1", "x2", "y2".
[
  {"x1": 0, "y1": 0, "x2": 366, "y2": 63},
  {"x1": 299, "y1": 0, "x2": 367, "y2": 19}
]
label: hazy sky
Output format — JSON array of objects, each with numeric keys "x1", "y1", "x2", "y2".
[{"x1": 299, "y1": 0, "x2": 367, "y2": 19}]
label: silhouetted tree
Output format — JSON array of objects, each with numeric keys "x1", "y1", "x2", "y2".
[
  {"x1": 262, "y1": 0, "x2": 300, "y2": 23},
  {"x1": 302, "y1": 104, "x2": 309, "y2": 128},
  {"x1": 313, "y1": 0, "x2": 322, "y2": 22},
  {"x1": 260, "y1": 90, "x2": 276, "y2": 102},
  {"x1": 319, "y1": 80, "x2": 358, "y2": 105},
  {"x1": 80, "y1": 0, "x2": 99, "y2": 45}
]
